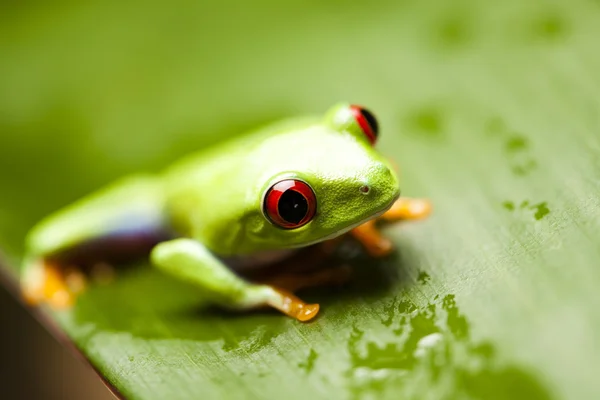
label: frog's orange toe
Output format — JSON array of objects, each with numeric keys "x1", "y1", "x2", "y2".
[
  {"x1": 268, "y1": 288, "x2": 321, "y2": 322},
  {"x1": 22, "y1": 282, "x2": 76, "y2": 309},
  {"x1": 48, "y1": 289, "x2": 75, "y2": 309},
  {"x1": 296, "y1": 303, "x2": 320, "y2": 322},
  {"x1": 350, "y1": 220, "x2": 395, "y2": 257},
  {"x1": 350, "y1": 197, "x2": 432, "y2": 257},
  {"x1": 21, "y1": 259, "x2": 77, "y2": 310},
  {"x1": 404, "y1": 198, "x2": 432, "y2": 219},
  {"x1": 370, "y1": 241, "x2": 394, "y2": 257},
  {"x1": 381, "y1": 197, "x2": 432, "y2": 222}
]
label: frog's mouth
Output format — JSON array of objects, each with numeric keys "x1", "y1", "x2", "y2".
[{"x1": 289, "y1": 194, "x2": 398, "y2": 249}]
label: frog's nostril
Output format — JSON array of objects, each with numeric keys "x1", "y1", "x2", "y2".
[{"x1": 359, "y1": 185, "x2": 371, "y2": 194}]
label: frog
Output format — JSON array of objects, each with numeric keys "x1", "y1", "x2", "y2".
[{"x1": 20, "y1": 103, "x2": 431, "y2": 322}]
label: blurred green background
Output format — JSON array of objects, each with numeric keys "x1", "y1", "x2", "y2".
[{"x1": 1, "y1": 0, "x2": 600, "y2": 399}]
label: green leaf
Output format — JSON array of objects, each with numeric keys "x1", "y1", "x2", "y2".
[{"x1": 1, "y1": 0, "x2": 599, "y2": 399}]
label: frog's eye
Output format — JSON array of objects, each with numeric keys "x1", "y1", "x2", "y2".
[
  {"x1": 263, "y1": 179, "x2": 317, "y2": 229},
  {"x1": 350, "y1": 105, "x2": 379, "y2": 145}
]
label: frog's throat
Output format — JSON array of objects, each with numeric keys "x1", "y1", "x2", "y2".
[{"x1": 288, "y1": 197, "x2": 398, "y2": 249}]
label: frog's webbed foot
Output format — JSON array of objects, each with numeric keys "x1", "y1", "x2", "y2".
[
  {"x1": 350, "y1": 197, "x2": 432, "y2": 257},
  {"x1": 22, "y1": 259, "x2": 87, "y2": 309}
]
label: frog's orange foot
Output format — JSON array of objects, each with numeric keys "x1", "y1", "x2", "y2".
[
  {"x1": 350, "y1": 220, "x2": 394, "y2": 257},
  {"x1": 351, "y1": 197, "x2": 432, "y2": 257},
  {"x1": 255, "y1": 265, "x2": 352, "y2": 321},
  {"x1": 266, "y1": 288, "x2": 320, "y2": 322},
  {"x1": 244, "y1": 240, "x2": 354, "y2": 322},
  {"x1": 22, "y1": 260, "x2": 85, "y2": 309},
  {"x1": 381, "y1": 197, "x2": 432, "y2": 222}
]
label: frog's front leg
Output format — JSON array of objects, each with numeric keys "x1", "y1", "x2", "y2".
[
  {"x1": 151, "y1": 239, "x2": 320, "y2": 322},
  {"x1": 350, "y1": 197, "x2": 432, "y2": 257}
]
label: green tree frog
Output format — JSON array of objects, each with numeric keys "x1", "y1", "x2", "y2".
[{"x1": 20, "y1": 103, "x2": 431, "y2": 322}]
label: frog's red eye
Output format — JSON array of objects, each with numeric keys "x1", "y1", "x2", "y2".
[
  {"x1": 264, "y1": 179, "x2": 317, "y2": 229},
  {"x1": 350, "y1": 105, "x2": 379, "y2": 145}
]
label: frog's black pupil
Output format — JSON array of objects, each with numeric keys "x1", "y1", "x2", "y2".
[
  {"x1": 361, "y1": 108, "x2": 379, "y2": 137},
  {"x1": 278, "y1": 190, "x2": 308, "y2": 224}
]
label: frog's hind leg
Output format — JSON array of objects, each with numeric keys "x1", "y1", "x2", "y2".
[
  {"x1": 21, "y1": 175, "x2": 171, "y2": 309},
  {"x1": 350, "y1": 197, "x2": 431, "y2": 257},
  {"x1": 151, "y1": 239, "x2": 321, "y2": 322}
]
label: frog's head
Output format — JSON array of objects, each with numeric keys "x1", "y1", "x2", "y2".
[{"x1": 244, "y1": 103, "x2": 401, "y2": 250}]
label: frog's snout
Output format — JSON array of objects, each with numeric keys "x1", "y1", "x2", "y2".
[{"x1": 360, "y1": 163, "x2": 400, "y2": 205}]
